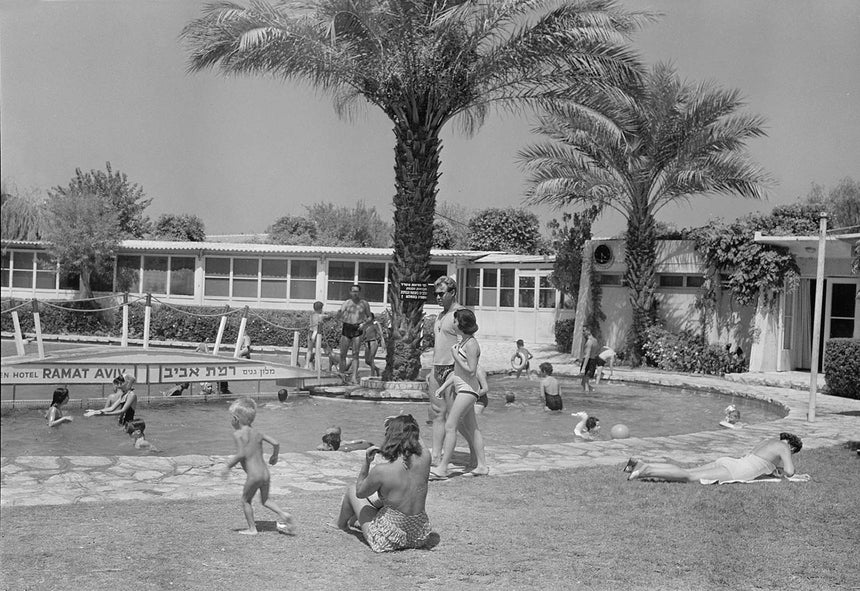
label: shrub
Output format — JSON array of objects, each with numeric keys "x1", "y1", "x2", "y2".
[
  {"x1": 642, "y1": 325, "x2": 747, "y2": 376},
  {"x1": 824, "y1": 338, "x2": 860, "y2": 399},
  {"x1": 554, "y1": 318, "x2": 576, "y2": 353},
  {"x1": 1, "y1": 298, "x2": 110, "y2": 336},
  {"x1": 421, "y1": 314, "x2": 436, "y2": 352}
]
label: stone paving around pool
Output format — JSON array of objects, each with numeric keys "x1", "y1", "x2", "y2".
[{"x1": 2, "y1": 340, "x2": 859, "y2": 508}]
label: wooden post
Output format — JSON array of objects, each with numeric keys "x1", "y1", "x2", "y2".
[
  {"x1": 234, "y1": 306, "x2": 249, "y2": 358},
  {"x1": 11, "y1": 311, "x2": 25, "y2": 356},
  {"x1": 808, "y1": 212, "x2": 828, "y2": 422},
  {"x1": 214, "y1": 306, "x2": 229, "y2": 355},
  {"x1": 290, "y1": 331, "x2": 300, "y2": 366},
  {"x1": 121, "y1": 292, "x2": 129, "y2": 347},
  {"x1": 143, "y1": 294, "x2": 152, "y2": 349},
  {"x1": 32, "y1": 299, "x2": 45, "y2": 359}
]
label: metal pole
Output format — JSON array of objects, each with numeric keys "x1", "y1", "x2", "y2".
[
  {"x1": 143, "y1": 294, "x2": 152, "y2": 349},
  {"x1": 121, "y1": 292, "x2": 129, "y2": 347},
  {"x1": 808, "y1": 212, "x2": 828, "y2": 422}
]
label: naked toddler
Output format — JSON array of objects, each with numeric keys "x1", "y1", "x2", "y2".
[{"x1": 222, "y1": 397, "x2": 296, "y2": 535}]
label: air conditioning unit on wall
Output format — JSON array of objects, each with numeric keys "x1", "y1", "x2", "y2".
[{"x1": 592, "y1": 242, "x2": 614, "y2": 269}]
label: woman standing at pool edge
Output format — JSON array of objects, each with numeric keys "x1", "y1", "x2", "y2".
[
  {"x1": 333, "y1": 414, "x2": 432, "y2": 552},
  {"x1": 46, "y1": 386, "x2": 73, "y2": 427},
  {"x1": 431, "y1": 308, "x2": 488, "y2": 479}
]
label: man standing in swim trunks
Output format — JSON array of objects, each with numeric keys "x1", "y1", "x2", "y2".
[
  {"x1": 580, "y1": 327, "x2": 599, "y2": 392},
  {"x1": 428, "y1": 276, "x2": 463, "y2": 463},
  {"x1": 337, "y1": 284, "x2": 371, "y2": 384}
]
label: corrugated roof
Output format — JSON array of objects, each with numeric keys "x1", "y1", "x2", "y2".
[
  {"x1": 1, "y1": 239, "x2": 491, "y2": 260},
  {"x1": 471, "y1": 253, "x2": 555, "y2": 264}
]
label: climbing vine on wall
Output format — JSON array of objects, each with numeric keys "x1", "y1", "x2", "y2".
[{"x1": 689, "y1": 203, "x2": 822, "y2": 307}]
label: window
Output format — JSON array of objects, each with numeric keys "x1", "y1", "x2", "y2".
[
  {"x1": 11, "y1": 252, "x2": 34, "y2": 288},
  {"x1": 142, "y1": 256, "x2": 168, "y2": 294},
  {"x1": 261, "y1": 259, "x2": 288, "y2": 299},
  {"x1": 518, "y1": 275, "x2": 535, "y2": 308},
  {"x1": 782, "y1": 288, "x2": 794, "y2": 350},
  {"x1": 358, "y1": 262, "x2": 386, "y2": 303},
  {"x1": 232, "y1": 258, "x2": 259, "y2": 298},
  {"x1": 595, "y1": 273, "x2": 622, "y2": 286},
  {"x1": 117, "y1": 255, "x2": 142, "y2": 293},
  {"x1": 482, "y1": 269, "x2": 498, "y2": 307},
  {"x1": 204, "y1": 257, "x2": 230, "y2": 297},
  {"x1": 59, "y1": 271, "x2": 79, "y2": 290},
  {"x1": 327, "y1": 261, "x2": 356, "y2": 301},
  {"x1": 290, "y1": 259, "x2": 317, "y2": 300},
  {"x1": 658, "y1": 275, "x2": 684, "y2": 288},
  {"x1": 170, "y1": 257, "x2": 196, "y2": 296},
  {"x1": 465, "y1": 268, "x2": 479, "y2": 306},
  {"x1": 1, "y1": 252, "x2": 9, "y2": 287},
  {"x1": 499, "y1": 269, "x2": 515, "y2": 307},
  {"x1": 686, "y1": 275, "x2": 705, "y2": 288},
  {"x1": 35, "y1": 253, "x2": 56, "y2": 290},
  {"x1": 539, "y1": 275, "x2": 556, "y2": 309}
]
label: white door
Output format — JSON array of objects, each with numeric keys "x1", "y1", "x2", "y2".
[{"x1": 516, "y1": 270, "x2": 557, "y2": 344}]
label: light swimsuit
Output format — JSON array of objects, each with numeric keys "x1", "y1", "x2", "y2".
[
  {"x1": 709, "y1": 454, "x2": 777, "y2": 481},
  {"x1": 364, "y1": 506, "x2": 432, "y2": 553}
]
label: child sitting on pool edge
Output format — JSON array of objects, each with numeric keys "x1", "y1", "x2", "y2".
[
  {"x1": 539, "y1": 362, "x2": 563, "y2": 411},
  {"x1": 221, "y1": 397, "x2": 296, "y2": 535}
]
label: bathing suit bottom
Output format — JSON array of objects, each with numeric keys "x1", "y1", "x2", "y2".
[
  {"x1": 342, "y1": 322, "x2": 363, "y2": 339},
  {"x1": 709, "y1": 455, "x2": 777, "y2": 482},
  {"x1": 364, "y1": 507, "x2": 432, "y2": 553},
  {"x1": 545, "y1": 394, "x2": 563, "y2": 411},
  {"x1": 583, "y1": 358, "x2": 599, "y2": 379},
  {"x1": 475, "y1": 393, "x2": 488, "y2": 408},
  {"x1": 118, "y1": 406, "x2": 135, "y2": 426}
]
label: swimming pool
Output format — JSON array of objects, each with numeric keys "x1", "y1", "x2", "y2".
[{"x1": 0, "y1": 376, "x2": 785, "y2": 456}]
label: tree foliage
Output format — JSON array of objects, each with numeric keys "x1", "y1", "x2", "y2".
[
  {"x1": 519, "y1": 62, "x2": 771, "y2": 365},
  {"x1": 267, "y1": 214, "x2": 319, "y2": 245},
  {"x1": 804, "y1": 177, "x2": 860, "y2": 231},
  {"x1": 1, "y1": 181, "x2": 46, "y2": 241},
  {"x1": 434, "y1": 201, "x2": 472, "y2": 250},
  {"x1": 690, "y1": 203, "x2": 821, "y2": 307},
  {"x1": 468, "y1": 207, "x2": 541, "y2": 254},
  {"x1": 181, "y1": 0, "x2": 650, "y2": 380},
  {"x1": 49, "y1": 162, "x2": 151, "y2": 238},
  {"x1": 41, "y1": 190, "x2": 121, "y2": 299},
  {"x1": 546, "y1": 206, "x2": 600, "y2": 302},
  {"x1": 153, "y1": 213, "x2": 206, "y2": 241}
]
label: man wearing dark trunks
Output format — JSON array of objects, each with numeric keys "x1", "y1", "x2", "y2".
[
  {"x1": 428, "y1": 276, "x2": 463, "y2": 463},
  {"x1": 337, "y1": 284, "x2": 371, "y2": 384}
]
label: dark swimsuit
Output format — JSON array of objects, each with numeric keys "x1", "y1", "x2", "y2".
[
  {"x1": 545, "y1": 394, "x2": 563, "y2": 411},
  {"x1": 118, "y1": 405, "x2": 135, "y2": 426},
  {"x1": 342, "y1": 322, "x2": 363, "y2": 339},
  {"x1": 475, "y1": 393, "x2": 489, "y2": 408}
]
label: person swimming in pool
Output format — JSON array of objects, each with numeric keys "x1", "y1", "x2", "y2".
[
  {"x1": 46, "y1": 386, "x2": 73, "y2": 428},
  {"x1": 624, "y1": 433, "x2": 802, "y2": 483},
  {"x1": 86, "y1": 374, "x2": 137, "y2": 426},
  {"x1": 125, "y1": 419, "x2": 153, "y2": 449},
  {"x1": 539, "y1": 362, "x2": 563, "y2": 411},
  {"x1": 572, "y1": 411, "x2": 600, "y2": 440},
  {"x1": 317, "y1": 426, "x2": 374, "y2": 452},
  {"x1": 719, "y1": 404, "x2": 747, "y2": 429}
]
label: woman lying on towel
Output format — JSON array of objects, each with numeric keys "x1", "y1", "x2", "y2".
[
  {"x1": 624, "y1": 433, "x2": 802, "y2": 483},
  {"x1": 333, "y1": 414, "x2": 432, "y2": 552}
]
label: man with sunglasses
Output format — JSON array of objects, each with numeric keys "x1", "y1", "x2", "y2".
[{"x1": 428, "y1": 276, "x2": 463, "y2": 463}]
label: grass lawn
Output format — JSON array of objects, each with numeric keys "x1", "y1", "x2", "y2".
[{"x1": 2, "y1": 445, "x2": 858, "y2": 591}]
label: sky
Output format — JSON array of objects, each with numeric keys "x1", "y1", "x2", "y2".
[{"x1": 1, "y1": 0, "x2": 858, "y2": 238}]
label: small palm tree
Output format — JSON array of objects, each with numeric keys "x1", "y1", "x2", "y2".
[
  {"x1": 519, "y1": 62, "x2": 772, "y2": 365},
  {"x1": 181, "y1": 0, "x2": 651, "y2": 379}
]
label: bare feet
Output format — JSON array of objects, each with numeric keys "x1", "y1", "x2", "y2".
[
  {"x1": 238, "y1": 529, "x2": 257, "y2": 535},
  {"x1": 623, "y1": 457, "x2": 640, "y2": 473},
  {"x1": 464, "y1": 467, "x2": 490, "y2": 477},
  {"x1": 277, "y1": 521, "x2": 297, "y2": 535},
  {"x1": 428, "y1": 468, "x2": 448, "y2": 481}
]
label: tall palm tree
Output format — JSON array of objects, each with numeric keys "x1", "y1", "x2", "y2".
[
  {"x1": 519, "y1": 62, "x2": 771, "y2": 365},
  {"x1": 181, "y1": 0, "x2": 650, "y2": 380}
]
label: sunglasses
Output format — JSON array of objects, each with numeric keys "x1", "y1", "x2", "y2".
[{"x1": 435, "y1": 291, "x2": 449, "y2": 297}]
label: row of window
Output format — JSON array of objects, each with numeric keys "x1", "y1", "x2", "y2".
[
  {"x1": 595, "y1": 273, "x2": 706, "y2": 289},
  {"x1": 462, "y1": 268, "x2": 557, "y2": 309}
]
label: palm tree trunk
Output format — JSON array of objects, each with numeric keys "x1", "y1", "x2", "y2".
[
  {"x1": 624, "y1": 200, "x2": 657, "y2": 367},
  {"x1": 384, "y1": 118, "x2": 442, "y2": 381}
]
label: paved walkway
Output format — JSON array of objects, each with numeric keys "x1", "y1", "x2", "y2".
[{"x1": 2, "y1": 340, "x2": 858, "y2": 508}]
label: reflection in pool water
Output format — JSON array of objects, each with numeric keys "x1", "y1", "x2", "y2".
[{"x1": 0, "y1": 377, "x2": 785, "y2": 457}]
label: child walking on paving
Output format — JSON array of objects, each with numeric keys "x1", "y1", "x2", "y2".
[{"x1": 222, "y1": 397, "x2": 296, "y2": 535}]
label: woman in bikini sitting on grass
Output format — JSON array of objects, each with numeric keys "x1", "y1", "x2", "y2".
[{"x1": 333, "y1": 414, "x2": 432, "y2": 553}]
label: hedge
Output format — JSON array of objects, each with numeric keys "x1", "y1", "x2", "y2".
[
  {"x1": 554, "y1": 318, "x2": 576, "y2": 353},
  {"x1": 642, "y1": 325, "x2": 747, "y2": 376},
  {"x1": 824, "y1": 338, "x2": 860, "y2": 400},
  {"x1": 1, "y1": 298, "x2": 395, "y2": 349}
]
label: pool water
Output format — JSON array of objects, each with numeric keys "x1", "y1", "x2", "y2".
[{"x1": 0, "y1": 376, "x2": 784, "y2": 457}]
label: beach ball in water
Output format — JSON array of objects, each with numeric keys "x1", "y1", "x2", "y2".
[
  {"x1": 611, "y1": 424, "x2": 630, "y2": 439},
  {"x1": 277, "y1": 389, "x2": 289, "y2": 402}
]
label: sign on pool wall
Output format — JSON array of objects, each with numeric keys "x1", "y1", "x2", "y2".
[{"x1": 2, "y1": 362, "x2": 301, "y2": 385}]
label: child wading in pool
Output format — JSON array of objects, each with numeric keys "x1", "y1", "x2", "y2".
[
  {"x1": 46, "y1": 386, "x2": 73, "y2": 427},
  {"x1": 539, "y1": 362, "x2": 563, "y2": 411},
  {"x1": 510, "y1": 339, "x2": 533, "y2": 379},
  {"x1": 222, "y1": 397, "x2": 296, "y2": 535}
]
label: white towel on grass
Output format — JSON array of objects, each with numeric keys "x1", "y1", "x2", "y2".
[{"x1": 701, "y1": 473, "x2": 811, "y2": 485}]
